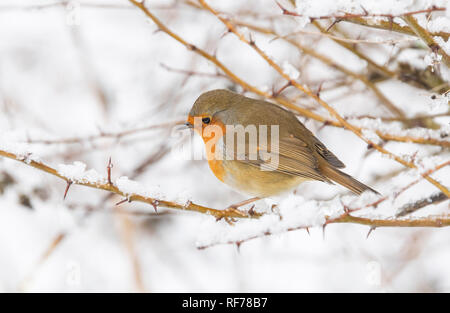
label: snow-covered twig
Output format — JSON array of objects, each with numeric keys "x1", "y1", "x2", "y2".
[
  {"x1": 0, "y1": 148, "x2": 258, "y2": 220},
  {"x1": 396, "y1": 192, "x2": 448, "y2": 217}
]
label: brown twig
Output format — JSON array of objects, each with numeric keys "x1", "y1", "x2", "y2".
[
  {"x1": 396, "y1": 192, "x2": 448, "y2": 217},
  {"x1": 343, "y1": 17, "x2": 449, "y2": 41}
]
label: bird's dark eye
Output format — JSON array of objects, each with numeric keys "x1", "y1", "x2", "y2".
[{"x1": 202, "y1": 117, "x2": 211, "y2": 124}]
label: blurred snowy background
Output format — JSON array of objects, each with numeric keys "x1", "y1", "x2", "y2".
[{"x1": 0, "y1": 0, "x2": 449, "y2": 292}]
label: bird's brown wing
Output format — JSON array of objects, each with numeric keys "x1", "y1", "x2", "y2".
[
  {"x1": 310, "y1": 137, "x2": 345, "y2": 168},
  {"x1": 227, "y1": 135, "x2": 330, "y2": 182}
]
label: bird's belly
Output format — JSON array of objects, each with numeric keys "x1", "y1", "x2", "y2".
[{"x1": 220, "y1": 159, "x2": 308, "y2": 197}]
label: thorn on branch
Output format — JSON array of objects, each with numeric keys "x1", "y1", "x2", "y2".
[
  {"x1": 366, "y1": 226, "x2": 376, "y2": 239},
  {"x1": 220, "y1": 29, "x2": 232, "y2": 39},
  {"x1": 316, "y1": 82, "x2": 324, "y2": 98},
  {"x1": 429, "y1": 43, "x2": 440, "y2": 53},
  {"x1": 183, "y1": 200, "x2": 192, "y2": 210},
  {"x1": 107, "y1": 157, "x2": 113, "y2": 185},
  {"x1": 272, "y1": 81, "x2": 292, "y2": 97},
  {"x1": 411, "y1": 150, "x2": 418, "y2": 164},
  {"x1": 236, "y1": 241, "x2": 241, "y2": 252},
  {"x1": 248, "y1": 204, "x2": 256, "y2": 216},
  {"x1": 360, "y1": 5, "x2": 368, "y2": 16},
  {"x1": 248, "y1": 33, "x2": 256, "y2": 46},
  {"x1": 63, "y1": 181, "x2": 72, "y2": 200},
  {"x1": 116, "y1": 198, "x2": 131, "y2": 206},
  {"x1": 275, "y1": 1, "x2": 295, "y2": 16},
  {"x1": 318, "y1": 120, "x2": 331, "y2": 131},
  {"x1": 326, "y1": 19, "x2": 341, "y2": 32},
  {"x1": 322, "y1": 223, "x2": 327, "y2": 239},
  {"x1": 339, "y1": 198, "x2": 351, "y2": 214},
  {"x1": 151, "y1": 200, "x2": 159, "y2": 213}
]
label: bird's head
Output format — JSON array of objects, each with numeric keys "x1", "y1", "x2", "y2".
[{"x1": 186, "y1": 89, "x2": 237, "y2": 141}]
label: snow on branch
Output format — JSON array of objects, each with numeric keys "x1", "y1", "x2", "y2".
[{"x1": 0, "y1": 144, "x2": 258, "y2": 220}]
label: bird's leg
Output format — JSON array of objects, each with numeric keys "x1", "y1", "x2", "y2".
[
  {"x1": 223, "y1": 197, "x2": 261, "y2": 217},
  {"x1": 227, "y1": 197, "x2": 261, "y2": 209},
  {"x1": 215, "y1": 197, "x2": 262, "y2": 223}
]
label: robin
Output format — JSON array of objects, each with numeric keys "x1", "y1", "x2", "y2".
[{"x1": 186, "y1": 89, "x2": 378, "y2": 209}]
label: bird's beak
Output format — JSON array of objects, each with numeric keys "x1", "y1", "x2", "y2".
[{"x1": 184, "y1": 115, "x2": 195, "y2": 129}]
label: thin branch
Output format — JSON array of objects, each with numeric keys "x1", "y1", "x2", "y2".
[
  {"x1": 343, "y1": 17, "x2": 449, "y2": 41},
  {"x1": 275, "y1": 1, "x2": 445, "y2": 20}
]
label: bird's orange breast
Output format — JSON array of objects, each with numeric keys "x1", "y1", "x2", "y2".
[{"x1": 187, "y1": 115, "x2": 227, "y2": 182}]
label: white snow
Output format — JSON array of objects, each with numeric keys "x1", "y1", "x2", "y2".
[
  {"x1": 57, "y1": 162, "x2": 106, "y2": 185},
  {"x1": 115, "y1": 175, "x2": 164, "y2": 200},
  {"x1": 282, "y1": 60, "x2": 301, "y2": 80}
]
